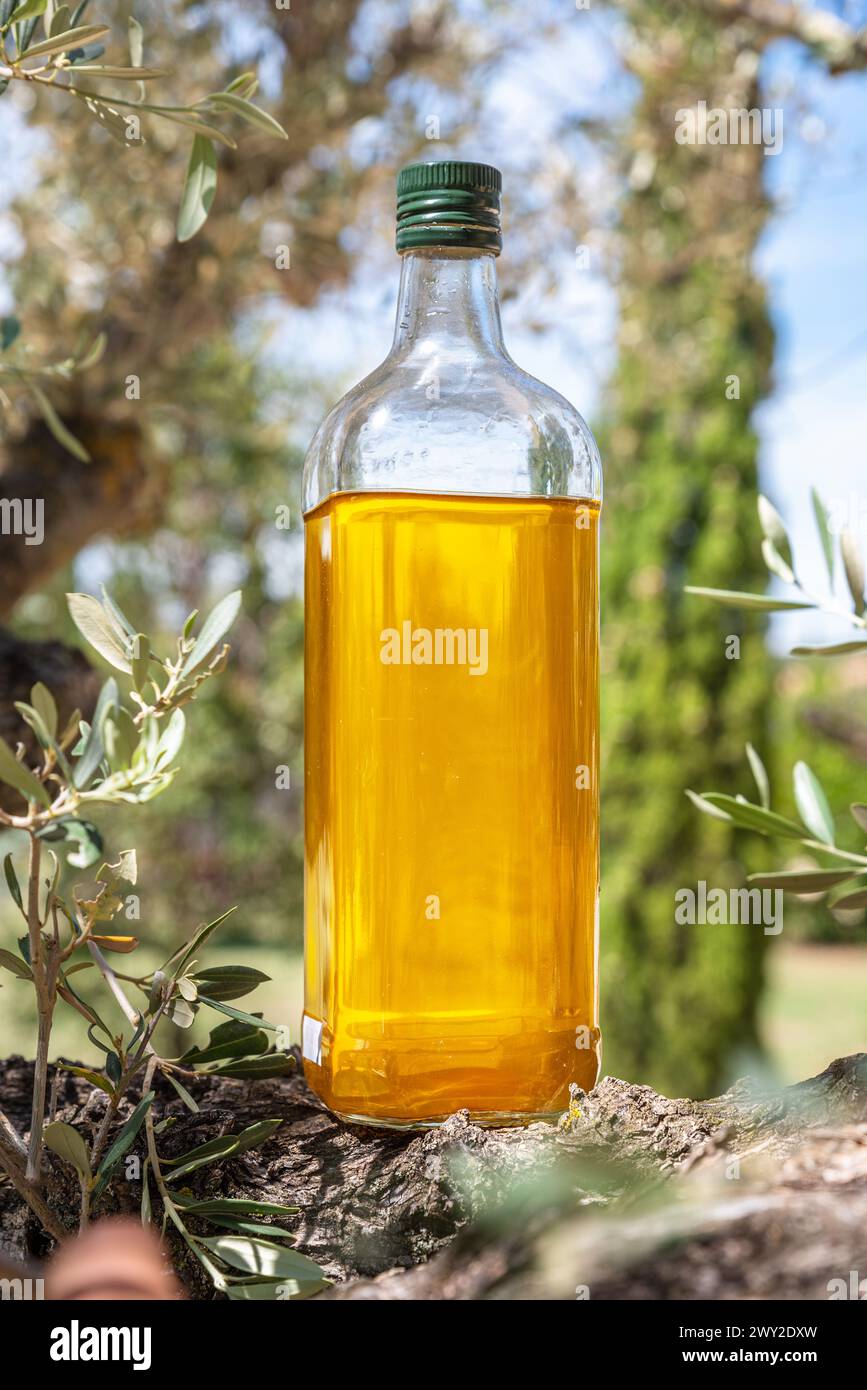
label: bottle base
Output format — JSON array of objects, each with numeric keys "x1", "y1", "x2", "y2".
[{"x1": 323, "y1": 1105, "x2": 568, "y2": 1132}]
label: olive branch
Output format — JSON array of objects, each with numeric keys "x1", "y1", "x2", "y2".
[
  {"x1": 0, "y1": 586, "x2": 327, "y2": 1299},
  {"x1": 685, "y1": 489, "x2": 867, "y2": 910}
]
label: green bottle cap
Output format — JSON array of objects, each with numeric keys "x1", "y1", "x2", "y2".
[{"x1": 396, "y1": 160, "x2": 502, "y2": 254}]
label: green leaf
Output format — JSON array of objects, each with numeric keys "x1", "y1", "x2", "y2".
[
  {"x1": 831, "y1": 886, "x2": 867, "y2": 910},
  {"x1": 67, "y1": 593, "x2": 132, "y2": 673},
  {"x1": 92, "y1": 1091, "x2": 154, "y2": 1201},
  {"x1": 65, "y1": 63, "x2": 166, "y2": 77},
  {"x1": 154, "y1": 708, "x2": 185, "y2": 770},
  {"x1": 209, "y1": 1053, "x2": 294, "y2": 1079},
  {"x1": 0, "y1": 314, "x2": 21, "y2": 350},
  {"x1": 4, "y1": 853, "x2": 24, "y2": 913},
  {"x1": 0, "y1": 736, "x2": 50, "y2": 807},
  {"x1": 30, "y1": 682, "x2": 58, "y2": 740},
  {"x1": 0, "y1": 947, "x2": 32, "y2": 980},
  {"x1": 841, "y1": 529, "x2": 866, "y2": 616},
  {"x1": 174, "y1": 1196, "x2": 299, "y2": 1218},
  {"x1": 811, "y1": 488, "x2": 835, "y2": 586},
  {"x1": 744, "y1": 743, "x2": 769, "y2": 811},
  {"x1": 199, "y1": 92, "x2": 288, "y2": 139},
  {"x1": 225, "y1": 1276, "x2": 329, "y2": 1301},
  {"x1": 62, "y1": 1064, "x2": 114, "y2": 1097},
  {"x1": 165, "y1": 906, "x2": 237, "y2": 980},
  {"x1": 178, "y1": 590, "x2": 241, "y2": 679},
  {"x1": 73, "y1": 676, "x2": 119, "y2": 788},
  {"x1": 760, "y1": 538, "x2": 794, "y2": 586},
  {"x1": 684, "y1": 587, "x2": 813, "y2": 612},
  {"x1": 190, "y1": 964, "x2": 270, "y2": 1002},
  {"x1": 181, "y1": 1025, "x2": 269, "y2": 1067},
  {"x1": 793, "y1": 761, "x2": 835, "y2": 845},
  {"x1": 141, "y1": 1157, "x2": 152, "y2": 1226},
  {"x1": 201, "y1": 1216, "x2": 298, "y2": 1239},
  {"x1": 14, "y1": 701, "x2": 54, "y2": 753},
  {"x1": 791, "y1": 641, "x2": 867, "y2": 657},
  {"x1": 29, "y1": 385, "x2": 90, "y2": 462},
  {"x1": 164, "y1": 1119, "x2": 282, "y2": 1182},
  {"x1": 177, "y1": 135, "x2": 217, "y2": 243},
  {"x1": 692, "y1": 794, "x2": 807, "y2": 841},
  {"x1": 48, "y1": 3, "x2": 71, "y2": 36},
  {"x1": 43, "y1": 1120, "x2": 91, "y2": 1181},
  {"x1": 128, "y1": 13, "x2": 142, "y2": 66},
  {"x1": 757, "y1": 494, "x2": 793, "y2": 570},
  {"x1": 78, "y1": 94, "x2": 134, "y2": 145},
  {"x1": 163, "y1": 1134, "x2": 242, "y2": 1180},
  {"x1": 198, "y1": 996, "x2": 278, "y2": 1030},
  {"x1": 746, "y1": 868, "x2": 863, "y2": 894},
  {"x1": 199, "y1": 1235, "x2": 323, "y2": 1281},
  {"x1": 9, "y1": 0, "x2": 47, "y2": 23},
  {"x1": 685, "y1": 788, "x2": 733, "y2": 822},
  {"x1": 165, "y1": 1072, "x2": 200, "y2": 1114},
  {"x1": 98, "y1": 585, "x2": 138, "y2": 642},
  {"x1": 16, "y1": 20, "x2": 106, "y2": 58}
]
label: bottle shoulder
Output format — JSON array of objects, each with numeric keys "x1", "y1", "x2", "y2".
[{"x1": 302, "y1": 350, "x2": 602, "y2": 512}]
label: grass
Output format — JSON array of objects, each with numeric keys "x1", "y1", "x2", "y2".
[{"x1": 760, "y1": 940, "x2": 867, "y2": 1084}]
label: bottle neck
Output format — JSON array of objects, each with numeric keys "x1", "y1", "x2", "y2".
[{"x1": 390, "y1": 248, "x2": 506, "y2": 359}]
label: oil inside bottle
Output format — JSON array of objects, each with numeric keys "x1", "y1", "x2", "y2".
[{"x1": 303, "y1": 489, "x2": 600, "y2": 1126}]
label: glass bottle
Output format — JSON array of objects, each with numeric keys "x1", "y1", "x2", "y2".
[{"x1": 302, "y1": 161, "x2": 602, "y2": 1127}]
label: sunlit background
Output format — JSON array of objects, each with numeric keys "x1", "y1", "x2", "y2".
[{"x1": 1, "y1": 0, "x2": 865, "y2": 1096}]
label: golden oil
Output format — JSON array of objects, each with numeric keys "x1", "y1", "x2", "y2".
[{"x1": 302, "y1": 489, "x2": 600, "y2": 1125}]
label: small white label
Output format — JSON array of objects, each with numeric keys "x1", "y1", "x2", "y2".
[{"x1": 302, "y1": 1016, "x2": 323, "y2": 1065}]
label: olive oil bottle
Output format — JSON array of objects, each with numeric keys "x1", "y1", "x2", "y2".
[{"x1": 302, "y1": 162, "x2": 602, "y2": 1127}]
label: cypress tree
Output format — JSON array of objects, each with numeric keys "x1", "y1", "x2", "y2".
[{"x1": 599, "y1": 2, "x2": 775, "y2": 1095}]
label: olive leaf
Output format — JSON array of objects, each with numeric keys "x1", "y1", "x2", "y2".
[
  {"x1": 198, "y1": 91, "x2": 288, "y2": 139},
  {"x1": 43, "y1": 1120, "x2": 91, "y2": 1182},
  {"x1": 73, "y1": 677, "x2": 119, "y2": 788},
  {"x1": 0, "y1": 947, "x2": 33, "y2": 980},
  {"x1": 811, "y1": 488, "x2": 835, "y2": 585},
  {"x1": 67, "y1": 593, "x2": 133, "y2": 673},
  {"x1": 92, "y1": 1091, "x2": 154, "y2": 1201},
  {"x1": 4, "y1": 853, "x2": 24, "y2": 913},
  {"x1": 0, "y1": 735, "x2": 51, "y2": 806},
  {"x1": 841, "y1": 529, "x2": 866, "y2": 617},
  {"x1": 744, "y1": 743, "x2": 769, "y2": 811},
  {"x1": 178, "y1": 589, "x2": 242, "y2": 679},
  {"x1": 190, "y1": 964, "x2": 270, "y2": 1002},
  {"x1": 792, "y1": 761, "x2": 835, "y2": 846},
  {"x1": 746, "y1": 868, "x2": 863, "y2": 894},
  {"x1": 30, "y1": 682, "x2": 57, "y2": 739},
  {"x1": 689, "y1": 792, "x2": 807, "y2": 841},
  {"x1": 177, "y1": 135, "x2": 217, "y2": 243},
  {"x1": 17, "y1": 21, "x2": 107, "y2": 58},
  {"x1": 199, "y1": 1234, "x2": 324, "y2": 1281},
  {"x1": 684, "y1": 587, "x2": 813, "y2": 612}
]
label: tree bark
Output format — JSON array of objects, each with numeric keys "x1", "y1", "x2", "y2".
[{"x1": 1, "y1": 1051, "x2": 864, "y2": 1299}]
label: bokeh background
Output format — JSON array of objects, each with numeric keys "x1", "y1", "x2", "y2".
[{"x1": 1, "y1": 0, "x2": 865, "y2": 1097}]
